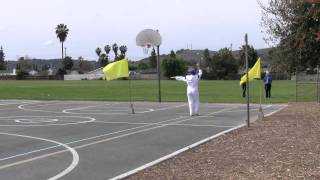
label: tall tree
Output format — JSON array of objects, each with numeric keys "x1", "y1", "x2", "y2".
[
  {"x1": 63, "y1": 56, "x2": 74, "y2": 70},
  {"x1": 161, "y1": 51, "x2": 187, "y2": 78},
  {"x1": 149, "y1": 48, "x2": 157, "y2": 68},
  {"x1": 259, "y1": 0, "x2": 320, "y2": 72},
  {"x1": 169, "y1": 50, "x2": 176, "y2": 58},
  {"x1": 104, "y1": 45, "x2": 111, "y2": 63},
  {"x1": 112, "y1": 43, "x2": 119, "y2": 61},
  {"x1": 239, "y1": 45, "x2": 258, "y2": 68},
  {"x1": 95, "y1": 47, "x2": 101, "y2": 57},
  {"x1": 99, "y1": 53, "x2": 108, "y2": 67},
  {"x1": 55, "y1": 24, "x2": 69, "y2": 61},
  {"x1": 78, "y1": 56, "x2": 84, "y2": 73},
  {"x1": 0, "y1": 46, "x2": 6, "y2": 70},
  {"x1": 119, "y1": 45, "x2": 127, "y2": 59}
]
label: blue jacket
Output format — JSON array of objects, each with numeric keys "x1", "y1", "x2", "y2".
[{"x1": 263, "y1": 75, "x2": 272, "y2": 85}]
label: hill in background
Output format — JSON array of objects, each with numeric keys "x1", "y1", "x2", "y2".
[{"x1": 136, "y1": 48, "x2": 271, "y2": 66}]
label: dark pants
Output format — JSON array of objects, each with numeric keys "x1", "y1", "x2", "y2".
[
  {"x1": 242, "y1": 83, "x2": 246, "y2": 97},
  {"x1": 265, "y1": 84, "x2": 271, "y2": 98}
]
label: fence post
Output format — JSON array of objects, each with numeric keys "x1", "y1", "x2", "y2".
[
  {"x1": 317, "y1": 65, "x2": 319, "y2": 104},
  {"x1": 295, "y1": 68, "x2": 298, "y2": 103}
]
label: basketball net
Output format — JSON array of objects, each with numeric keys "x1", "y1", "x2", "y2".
[{"x1": 142, "y1": 44, "x2": 152, "y2": 55}]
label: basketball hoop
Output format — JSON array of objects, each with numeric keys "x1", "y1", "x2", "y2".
[{"x1": 136, "y1": 28, "x2": 162, "y2": 103}]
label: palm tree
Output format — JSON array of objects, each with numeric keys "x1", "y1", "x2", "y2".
[
  {"x1": 104, "y1": 45, "x2": 111, "y2": 55},
  {"x1": 55, "y1": 24, "x2": 69, "y2": 61},
  {"x1": 95, "y1": 48, "x2": 101, "y2": 57},
  {"x1": 119, "y1": 45, "x2": 127, "y2": 59},
  {"x1": 112, "y1": 43, "x2": 118, "y2": 61}
]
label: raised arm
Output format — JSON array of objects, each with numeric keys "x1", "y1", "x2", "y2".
[
  {"x1": 171, "y1": 76, "x2": 187, "y2": 82},
  {"x1": 197, "y1": 63, "x2": 202, "y2": 79}
]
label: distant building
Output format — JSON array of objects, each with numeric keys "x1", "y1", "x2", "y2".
[{"x1": 0, "y1": 68, "x2": 16, "y2": 75}]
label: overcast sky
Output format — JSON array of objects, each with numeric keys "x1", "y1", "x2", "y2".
[{"x1": 0, "y1": 0, "x2": 268, "y2": 61}]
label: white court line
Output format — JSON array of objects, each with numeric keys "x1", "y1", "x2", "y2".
[
  {"x1": 93, "y1": 121, "x2": 235, "y2": 128},
  {"x1": 17, "y1": 101, "x2": 186, "y2": 115},
  {"x1": 0, "y1": 106, "x2": 236, "y2": 168},
  {"x1": 264, "y1": 104, "x2": 288, "y2": 117},
  {"x1": 0, "y1": 132, "x2": 79, "y2": 180},
  {"x1": 62, "y1": 103, "x2": 186, "y2": 115},
  {"x1": 0, "y1": 116, "x2": 186, "y2": 162},
  {"x1": 0, "y1": 116, "x2": 95, "y2": 127},
  {"x1": 110, "y1": 104, "x2": 286, "y2": 179}
]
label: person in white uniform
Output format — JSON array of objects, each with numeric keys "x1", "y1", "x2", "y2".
[{"x1": 171, "y1": 65, "x2": 202, "y2": 116}]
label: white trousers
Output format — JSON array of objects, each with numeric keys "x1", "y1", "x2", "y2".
[{"x1": 187, "y1": 90, "x2": 200, "y2": 116}]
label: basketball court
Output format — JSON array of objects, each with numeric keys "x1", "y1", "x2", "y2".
[{"x1": 0, "y1": 100, "x2": 286, "y2": 179}]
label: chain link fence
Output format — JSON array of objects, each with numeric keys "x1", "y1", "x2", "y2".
[{"x1": 295, "y1": 65, "x2": 320, "y2": 103}]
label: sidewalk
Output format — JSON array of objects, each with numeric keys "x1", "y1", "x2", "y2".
[{"x1": 126, "y1": 103, "x2": 320, "y2": 180}]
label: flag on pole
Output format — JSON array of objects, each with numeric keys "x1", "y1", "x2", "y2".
[
  {"x1": 240, "y1": 58, "x2": 261, "y2": 85},
  {"x1": 103, "y1": 58, "x2": 129, "y2": 81}
]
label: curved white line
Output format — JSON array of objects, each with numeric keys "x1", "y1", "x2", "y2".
[
  {"x1": 0, "y1": 116, "x2": 95, "y2": 127},
  {"x1": 0, "y1": 132, "x2": 79, "y2": 180}
]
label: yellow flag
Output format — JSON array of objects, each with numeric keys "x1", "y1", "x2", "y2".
[
  {"x1": 103, "y1": 58, "x2": 129, "y2": 81},
  {"x1": 240, "y1": 58, "x2": 261, "y2": 85}
]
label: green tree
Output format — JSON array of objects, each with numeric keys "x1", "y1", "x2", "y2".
[
  {"x1": 212, "y1": 48, "x2": 239, "y2": 79},
  {"x1": 259, "y1": 0, "x2": 320, "y2": 72},
  {"x1": 169, "y1": 50, "x2": 176, "y2": 58},
  {"x1": 203, "y1": 48, "x2": 211, "y2": 67},
  {"x1": 55, "y1": 24, "x2": 69, "y2": 61},
  {"x1": 161, "y1": 53, "x2": 187, "y2": 78},
  {"x1": 0, "y1": 46, "x2": 6, "y2": 70},
  {"x1": 119, "y1": 45, "x2": 127, "y2": 59},
  {"x1": 104, "y1": 45, "x2": 111, "y2": 63},
  {"x1": 239, "y1": 45, "x2": 258, "y2": 68},
  {"x1": 99, "y1": 53, "x2": 108, "y2": 67},
  {"x1": 137, "y1": 62, "x2": 149, "y2": 70},
  {"x1": 63, "y1": 56, "x2": 74, "y2": 70},
  {"x1": 149, "y1": 48, "x2": 157, "y2": 68},
  {"x1": 203, "y1": 48, "x2": 239, "y2": 79},
  {"x1": 112, "y1": 43, "x2": 119, "y2": 61}
]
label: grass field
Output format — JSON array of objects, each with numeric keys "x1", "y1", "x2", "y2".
[{"x1": 0, "y1": 80, "x2": 302, "y2": 103}]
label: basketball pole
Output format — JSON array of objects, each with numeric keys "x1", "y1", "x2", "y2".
[
  {"x1": 245, "y1": 34, "x2": 250, "y2": 127},
  {"x1": 156, "y1": 44, "x2": 161, "y2": 103}
]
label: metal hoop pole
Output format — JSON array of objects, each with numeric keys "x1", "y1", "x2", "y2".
[
  {"x1": 245, "y1": 34, "x2": 250, "y2": 127},
  {"x1": 157, "y1": 45, "x2": 161, "y2": 103}
]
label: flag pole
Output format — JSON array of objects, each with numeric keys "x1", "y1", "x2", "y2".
[
  {"x1": 258, "y1": 77, "x2": 264, "y2": 120},
  {"x1": 129, "y1": 73, "x2": 135, "y2": 114}
]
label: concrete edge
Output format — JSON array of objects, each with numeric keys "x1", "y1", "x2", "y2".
[{"x1": 110, "y1": 124, "x2": 245, "y2": 180}]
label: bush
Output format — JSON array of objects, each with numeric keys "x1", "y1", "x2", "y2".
[
  {"x1": 56, "y1": 68, "x2": 67, "y2": 75},
  {"x1": 16, "y1": 70, "x2": 29, "y2": 80}
]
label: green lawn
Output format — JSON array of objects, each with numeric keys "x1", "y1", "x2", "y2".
[{"x1": 0, "y1": 80, "x2": 298, "y2": 103}]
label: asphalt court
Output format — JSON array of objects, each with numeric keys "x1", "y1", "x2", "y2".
[{"x1": 0, "y1": 100, "x2": 286, "y2": 180}]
